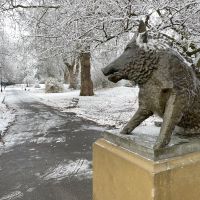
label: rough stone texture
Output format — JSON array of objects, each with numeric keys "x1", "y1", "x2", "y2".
[
  {"x1": 93, "y1": 139, "x2": 200, "y2": 200},
  {"x1": 103, "y1": 128, "x2": 200, "y2": 161},
  {"x1": 102, "y1": 21, "x2": 200, "y2": 149}
]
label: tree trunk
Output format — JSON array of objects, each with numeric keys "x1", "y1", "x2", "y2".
[
  {"x1": 75, "y1": 60, "x2": 80, "y2": 86},
  {"x1": 68, "y1": 64, "x2": 76, "y2": 89},
  {"x1": 80, "y1": 52, "x2": 94, "y2": 96},
  {"x1": 64, "y1": 70, "x2": 69, "y2": 84},
  {"x1": 63, "y1": 57, "x2": 80, "y2": 89}
]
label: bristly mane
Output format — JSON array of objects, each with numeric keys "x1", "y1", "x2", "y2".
[{"x1": 123, "y1": 48, "x2": 160, "y2": 85}]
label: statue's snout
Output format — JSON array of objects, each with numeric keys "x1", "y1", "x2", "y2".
[
  {"x1": 101, "y1": 66, "x2": 109, "y2": 76},
  {"x1": 102, "y1": 63, "x2": 119, "y2": 76}
]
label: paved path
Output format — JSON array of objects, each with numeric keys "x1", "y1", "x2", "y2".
[{"x1": 0, "y1": 89, "x2": 104, "y2": 200}]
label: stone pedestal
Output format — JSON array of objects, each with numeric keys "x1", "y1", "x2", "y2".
[{"x1": 93, "y1": 129, "x2": 200, "y2": 200}]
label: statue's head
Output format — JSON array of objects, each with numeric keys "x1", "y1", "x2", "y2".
[{"x1": 102, "y1": 21, "x2": 158, "y2": 84}]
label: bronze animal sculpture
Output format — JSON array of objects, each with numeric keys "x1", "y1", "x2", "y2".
[{"x1": 102, "y1": 21, "x2": 200, "y2": 149}]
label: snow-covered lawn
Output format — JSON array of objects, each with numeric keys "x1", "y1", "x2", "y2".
[
  {"x1": 29, "y1": 85, "x2": 159, "y2": 129},
  {"x1": 0, "y1": 92, "x2": 15, "y2": 137}
]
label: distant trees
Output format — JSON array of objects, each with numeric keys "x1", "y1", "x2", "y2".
[
  {"x1": 143, "y1": 0, "x2": 200, "y2": 62},
  {"x1": 0, "y1": 0, "x2": 199, "y2": 92}
]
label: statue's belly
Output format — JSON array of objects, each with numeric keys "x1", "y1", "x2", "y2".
[
  {"x1": 142, "y1": 89, "x2": 168, "y2": 117},
  {"x1": 179, "y1": 110, "x2": 200, "y2": 129}
]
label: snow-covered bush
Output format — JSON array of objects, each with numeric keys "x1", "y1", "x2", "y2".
[
  {"x1": 0, "y1": 95, "x2": 15, "y2": 136},
  {"x1": 34, "y1": 80, "x2": 40, "y2": 88},
  {"x1": 45, "y1": 77, "x2": 64, "y2": 93},
  {"x1": 92, "y1": 68, "x2": 115, "y2": 89},
  {"x1": 34, "y1": 83, "x2": 40, "y2": 88}
]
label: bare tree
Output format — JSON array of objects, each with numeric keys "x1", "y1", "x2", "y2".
[{"x1": 0, "y1": 0, "x2": 199, "y2": 90}]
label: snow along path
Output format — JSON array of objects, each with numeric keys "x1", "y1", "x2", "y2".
[
  {"x1": 29, "y1": 85, "x2": 161, "y2": 129},
  {"x1": 0, "y1": 92, "x2": 15, "y2": 136},
  {"x1": 0, "y1": 89, "x2": 104, "y2": 200}
]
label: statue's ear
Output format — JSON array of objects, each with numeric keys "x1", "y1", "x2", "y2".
[{"x1": 138, "y1": 20, "x2": 148, "y2": 43}]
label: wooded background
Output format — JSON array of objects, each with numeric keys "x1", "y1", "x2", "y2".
[{"x1": 0, "y1": 0, "x2": 199, "y2": 95}]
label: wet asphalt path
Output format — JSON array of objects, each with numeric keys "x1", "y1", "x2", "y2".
[{"x1": 0, "y1": 89, "x2": 104, "y2": 200}]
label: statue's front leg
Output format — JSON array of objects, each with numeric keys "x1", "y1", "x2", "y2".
[
  {"x1": 121, "y1": 107, "x2": 153, "y2": 135},
  {"x1": 154, "y1": 92, "x2": 184, "y2": 150}
]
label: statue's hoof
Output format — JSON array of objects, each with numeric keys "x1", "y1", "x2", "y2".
[
  {"x1": 154, "y1": 138, "x2": 170, "y2": 150},
  {"x1": 120, "y1": 127, "x2": 132, "y2": 135},
  {"x1": 153, "y1": 142, "x2": 164, "y2": 150}
]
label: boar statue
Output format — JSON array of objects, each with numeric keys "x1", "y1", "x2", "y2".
[{"x1": 102, "y1": 21, "x2": 200, "y2": 150}]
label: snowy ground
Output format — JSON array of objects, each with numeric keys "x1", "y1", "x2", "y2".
[
  {"x1": 27, "y1": 84, "x2": 160, "y2": 129},
  {"x1": 0, "y1": 92, "x2": 15, "y2": 137},
  {"x1": 0, "y1": 88, "x2": 102, "y2": 200}
]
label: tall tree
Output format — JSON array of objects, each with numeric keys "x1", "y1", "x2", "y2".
[
  {"x1": 80, "y1": 51, "x2": 94, "y2": 96},
  {"x1": 0, "y1": 0, "x2": 199, "y2": 89}
]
